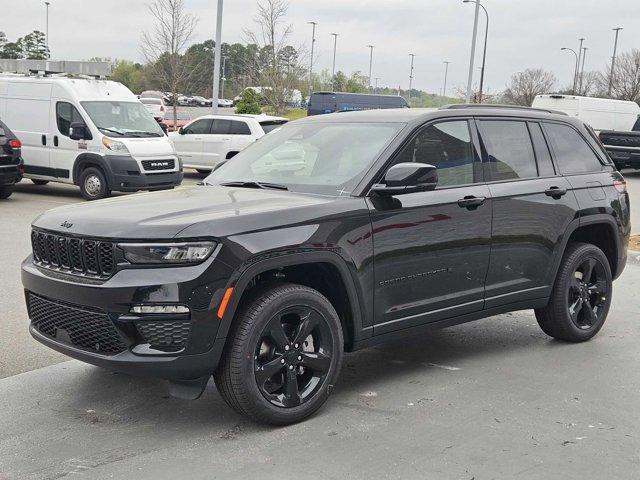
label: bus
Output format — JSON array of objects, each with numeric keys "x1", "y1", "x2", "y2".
[{"x1": 307, "y1": 92, "x2": 409, "y2": 116}]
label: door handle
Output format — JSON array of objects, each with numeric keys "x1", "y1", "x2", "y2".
[
  {"x1": 457, "y1": 195, "x2": 486, "y2": 210},
  {"x1": 53, "y1": 136, "x2": 59, "y2": 147},
  {"x1": 544, "y1": 186, "x2": 567, "y2": 199},
  {"x1": 41, "y1": 135, "x2": 47, "y2": 146}
]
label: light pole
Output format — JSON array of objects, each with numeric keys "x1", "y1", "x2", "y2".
[
  {"x1": 367, "y1": 45, "x2": 375, "y2": 92},
  {"x1": 576, "y1": 37, "x2": 585, "y2": 93},
  {"x1": 561, "y1": 47, "x2": 579, "y2": 94},
  {"x1": 465, "y1": 0, "x2": 481, "y2": 102},
  {"x1": 44, "y1": 1, "x2": 50, "y2": 58},
  {"x1": 408, "y1": 53, "x2": 416, "y2": 101},
  {"x1": 374, "y1": 77, "x2": 380, "y2": 92},
  {"x1": 211, "y1": 0, "x2": 223, "y2": 114},
  {"x1": 443, "y1": 61, "x2": 450, "y2": 98},
  {"x1": 463, "y1": 0, "x2": 488, "y2": 103},
  {"x1": 307, "y1": 21, "x2": 317, "y2": 98},
  {"x1": 221, "y1": 56, "x2": 227, "y2": 100},
  {"x1": 579, "y1": 46, "x2": 588, "y2": 94},
  {"x1": 608, "y1": 27, "x2": 623, "y2": 97},
  {"x1": 331, "y1": 33, "x2": 338, "y2": 91}
]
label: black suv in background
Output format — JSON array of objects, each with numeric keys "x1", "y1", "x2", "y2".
[
  {"x1": 0, "y1": 120, "x2": 23, "y2": 199},
  {"x1": 22, "y1": 107, "x2": 630, "y2": 425}
]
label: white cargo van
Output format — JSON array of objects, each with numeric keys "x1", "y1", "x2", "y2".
[
  {"x1": 0, "y1": 76, "x2": 183, "y2": 200},
  {"x1": 532, "y1": 95, "x2": 640, "y2": 132}
]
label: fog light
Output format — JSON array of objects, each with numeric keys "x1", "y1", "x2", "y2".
[{"x1": 130, "y1": 305, "x2": 190, "y2": 314}]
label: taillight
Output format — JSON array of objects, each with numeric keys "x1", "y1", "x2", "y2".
[
  {"x1": 614, "y1": 179, "x2": 627, "y2": 193},
  {"x1": 8, "y1": 139, "x2": 21, "y2": 149}
]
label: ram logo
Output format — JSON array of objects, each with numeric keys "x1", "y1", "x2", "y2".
[{"x1": 150, "y1": 161, "x2": 169, "y2": 168}]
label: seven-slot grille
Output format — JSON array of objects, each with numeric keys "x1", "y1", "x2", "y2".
[
  {"x1": 31, "y1": 230, "x2": 116, "y2": 278},
  {"x1": 27, "y1": 293, "x2": 127, "y2": 355},
  {"x1": 141, "y1": 159, "x2": 175, "y2": 171}
]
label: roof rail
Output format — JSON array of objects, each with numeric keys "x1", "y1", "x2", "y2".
[
  {"x1": 0, "y1": 59, "x2": 112, "y2": 78},
  {"x1": 439, "y1": 103, "x2": 568, "y2": 116}
]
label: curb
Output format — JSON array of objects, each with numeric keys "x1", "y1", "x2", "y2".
[{"x1": 627, "y1": 250, "x2": 640, "y2": 266}]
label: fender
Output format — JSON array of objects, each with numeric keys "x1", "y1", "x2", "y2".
[
  {"x1": 71, "y1": 153, "x2": 111, "y2": 185},
  {"x1": 215, "y1": 250, "x2": 367, "y2": 348},
  {"x1": 550, "y1": 214, "x2": 622, "y2": 282}
]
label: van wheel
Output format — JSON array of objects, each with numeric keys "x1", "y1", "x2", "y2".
[
  {"x1": 79, "y1": 167, "x2": 111, "y2": 201},
  {"x1": 31, "y1": 179, "x2": 49, "y2": 186},
  {"x1": 214, "y1": 283, "x2": 344, "y2": 425},
  {"x1": 535, "y1": 242, "x2": 612, "y2": 342},
  {"x1": 0, "y1": 185, "x2": 14, "y2": 199}
]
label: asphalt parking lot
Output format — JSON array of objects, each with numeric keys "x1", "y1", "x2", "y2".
[{"x1": 1, "y1": 166, "x2": 639, "y2": 479}]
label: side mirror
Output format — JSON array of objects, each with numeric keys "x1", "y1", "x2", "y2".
[
  {"x1": 178, "y1": 127, "x2": 185, "y2": 135},
  {"x1": 69, "y1": 122, "x2": 89, "y2": 141},
  {"x1": 371, "y1": 162, "x2": 438, "y2": 196}
]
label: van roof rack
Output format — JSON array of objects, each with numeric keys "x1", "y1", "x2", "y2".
[
  {"x1": 439, "y1": 103, "x2": 568, "y2": 116},
  {"x1": 0, "y1": 59, "x2": 112, "y2": 78}
]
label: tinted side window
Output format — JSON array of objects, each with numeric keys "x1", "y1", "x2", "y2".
[
  {"x1": 480, "y1": 120, "x2": 537, "y2": 181},
  {"x1": 544, "y1": 123, "x2": 603, "y2": 174},
  {"x1": 211, "y1": 119, "x2": 231, "y2": 134},
  {"x1": 56, "y1": 102, "x2": 84, "y2": 137},
  {"x1": 183, "y1": 119, "x2": 212, "y2": 135},
  {"x1": 229, "y1": 120, "x2": 251, "y2": 135},
  {"x1": 528, "y1": 122, "x2": 555, "y2": 177},
  {"x1": 394, "y1": 120, "x2": 475, "y2": 188}
]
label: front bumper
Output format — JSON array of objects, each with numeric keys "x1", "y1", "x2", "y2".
[
  {"x1": 104, "y1": 154, "x2": 183, "y2": 192},
  {"x1": 21, "y1": 253, "x2": 233, "y2": 381}
]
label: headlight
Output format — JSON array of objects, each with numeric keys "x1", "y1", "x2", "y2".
[
  {"x1": 118, "y1": 242, "x2": 216, "y2": 264},
  {"x1": 102, "y1": 137, "x2": 130, "y2": 155}
]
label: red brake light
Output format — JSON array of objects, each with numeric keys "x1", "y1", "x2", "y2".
[
  {"x1": 8, "y1": 139, "x2": 21, "y2": 149},
  {"x1": 613, "y1": 180, "x2": 627, "y2": 193}
]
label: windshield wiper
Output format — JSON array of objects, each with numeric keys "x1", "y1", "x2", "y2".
[
  {"x1": 219, "y1": 181, "x2": 288, "y2": 191},
  {"x1": 98, "y1": 127, "x2": 125, "y2": 136},
  {"x1": 126, "y1": 130, "x2": 162, "y2": 138}
]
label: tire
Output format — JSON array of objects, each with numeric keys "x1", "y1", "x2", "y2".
[
  {"x1": 79, "y1": 167, "x2": 111, "y2": 201},
  {"x1": 214, "y1": 283, "x2": 344, "y2": 425},
  {"x1": 535, "y1": 242, "x2": 612, "y2": 342},
  {"x1": 0, "y1": 185, "x2": 14, "y2": 199},
  {"x1": 196, "y1": 169, "x2": 212, "y2": 176},
  {"x1": 31, "y1": 179, "x2": 49, "y2": 186}
]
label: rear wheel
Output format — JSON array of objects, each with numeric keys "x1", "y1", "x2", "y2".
[
  {"x1": 214, "y1": 283, "x2": 344, "y2": 425},
  {"x1": 79, "y1": 167, "x2": 111, "y2": 201},
  {"x1": 535, "y1": 242, "x2": 612, "y2": 342},
  {"x1": 0, "y1": 185, "x2": 14, "y2": 199},
  {"x1": 31, "y1": 179, "x2": 49, "y2": 186}
]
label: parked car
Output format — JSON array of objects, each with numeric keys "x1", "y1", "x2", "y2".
[
  {"x1": 169, "y1": 114, "x2": 287, "y2": 174},
  {"x1": 22, "y1": 106, "x2": 629, "y2": 425},
  {"x1": 161, "y1": 111, "x2": 192, "y2": 132},
  {"x1": 218, "y1": 98, "x2": 233, "y2": 108},
  {"x1": 0, "y1": 119, "x2": 23, "y2": 199},
  {"x1": 307, "y1": 91, "x2": 409, "y2": 116},
  {"x1": 189, "y1": 96, "x2": 212, "y2": 107},
  {"x1": 177, "y1": 96, "x2": 192, "y2": 106},
  {"x1": 532, "y1": 95, "x2": 640, "y2": 170},
  {"x1": 140, "y1": 90, "x2": 164, "y2": 100},
  {"x1": 139, "y1": 97, "x2": 167, "y2": 121},
  {"x1": 0, "y1": 76, "x2": 183, "y2": 200}
]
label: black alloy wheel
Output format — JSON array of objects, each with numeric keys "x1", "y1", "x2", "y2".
[
  {"x1": 567, "y1": 257, "x2": 609, "y2": 330},
  {"x1": 254, "y1": 305, "x2": 333, "y2": 408}
]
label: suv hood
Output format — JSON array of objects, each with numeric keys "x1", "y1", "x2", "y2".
[{"x1": 32, "y1": 186, "x2": 335, "y2": 239}]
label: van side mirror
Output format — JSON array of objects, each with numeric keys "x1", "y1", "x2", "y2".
[
  {"x1": 178, "y1": 127, "x2": 185, "y2": 135},
  {"x1": 69, "y1": 122, "x2": 90, "y2": 141},
  {"x1": 371, "y1": 162, "x2": 438, "y2": 196}
]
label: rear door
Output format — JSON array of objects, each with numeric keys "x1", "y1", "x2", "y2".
[
  {"x1": 201, "y1": 119, "x2": 233, "y2": 167},
  {"x1": 477, "y1": 118, "x2": 579, "y2": 307}
]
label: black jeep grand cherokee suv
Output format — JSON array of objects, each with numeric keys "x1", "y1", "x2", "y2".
[
  {"x1": 22, "y1": 107, "x2": 630, "y2": 425},
  {"x1": 0, "y1": 120, "x2": 23, "y2": 199}
]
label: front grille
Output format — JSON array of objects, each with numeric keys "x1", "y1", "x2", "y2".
[
  {"x1": 31, "y1": 230, "x2": 116, "y2": 279},
  {"x1": 28, "y1": 293, "x2": 127, "y2": 355},
  {"x1": 141, "y1": 159, "x2": 175, "y2": 171},
  {"x1": 136, "y1": 321, "x2": 191, "y2": 350}
]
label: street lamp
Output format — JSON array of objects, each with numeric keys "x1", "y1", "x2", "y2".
[
  {"x1": 464, "y1": 0, "x2": 481, "y2": 102},
  {"x1": 221, "y1": 56, "x2": 227, "y2": 100},
  {"x1": 463, "y1": 0, "x2": 488, "y2": 103},
  {"x1": 307, "y1": 22, "x2": 317, "y2": 98},
  {"x1": 44, "y1": 1, "x2": 50, "y2": 58},
  {"x1": 561, "y1": 47, "x2": 579, "y2": 94},
  {"x1": 408, "y1": 53, "x2": 416, "y2": 101},
  {"x1": 330, "y1": 33, "x2": 339, "y2": 92},
  {"x1": 367, "y1": 45, "x2": 375, "y2": 92},
  {"x1": 211, "y1": 0, "x2": 223, "y2": 114},
  {"x1": 579, "y1": 46, "x2": 588, "y2": 94},
  {"x1": 443, "y1": 61, "x2": 450, "y2": 98},
  {"x1": 576, "y1": 37, "x2": 585, "y2": 94},
  {"x1": 608, "y1": 27, "x2": 623, "y2": 97}
]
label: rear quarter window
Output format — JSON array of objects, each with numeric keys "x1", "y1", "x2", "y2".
[{"x1": 543, "y1": 122, "x2": 603, "y2": 174}]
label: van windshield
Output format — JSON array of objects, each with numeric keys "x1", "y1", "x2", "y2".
[{"x1": 81, "y1": 101, "x2": 164, "y2": 138}]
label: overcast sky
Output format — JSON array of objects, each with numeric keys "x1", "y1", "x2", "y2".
[{"x1": 4, "y1": 0, "x2": 639, "y2": 95}]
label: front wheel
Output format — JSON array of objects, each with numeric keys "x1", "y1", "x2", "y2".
[
  {"x1": 79, "y1": 167, "x2": 111, "y2": 201},
  {"x1": 535, "y1": 242, "x2": 612, "y2": 342},
  {"x1": 0, "y1": 185, "x2": 14, "y2": 199},
  {"x1": 214, "y1": 283, "x2": 344, "y2": 425}
]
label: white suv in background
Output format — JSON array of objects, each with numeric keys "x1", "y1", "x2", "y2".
[
  {"x1": 139, "y1": 97, "x2": 166, "y2": 121},
  {"x1": 168, "y1": 114, "x2": 287, "y2": 174}
]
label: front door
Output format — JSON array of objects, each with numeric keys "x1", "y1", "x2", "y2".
[
  {"x1": 368, "y1": 119, "x2": 492, "y2": 335},
  {"x1": 49, "y1": 101, "x2": 89, "y2": 183},
  {"x1": 173, "y1": 118, "x2": 212, "y2": 166}
]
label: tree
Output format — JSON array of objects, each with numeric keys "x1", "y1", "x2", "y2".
[
  {"x1": 332, "y1": 71, "x2": 347, "y2": 92},
  {"x1": 503, "y1": 68, "x2": 557, "y2": 106},
  {"x1": 345, "y1": 71, "x2": 368, "y2": 93},
  {"x1": 1, "y1": 41, "x2": 22, "y2": 59},
  {"x1": 110, "y1": 60, "x2": 146, "y2": 93},
  {"x1": 22, "y1": 31, "x2": 48, "y2": 59},
  {"x1": 243, "y1": 0, "x2": 305, "y2": 113},
  {"x1": 602, "y1": 49, "x2": 640, "y2": 103},
  {"x1": 235, "y1": 88, "x2": 262, "y2": 114},
  {"x1": 141, "y1": 0, "x2": 199, "y2": 123}
]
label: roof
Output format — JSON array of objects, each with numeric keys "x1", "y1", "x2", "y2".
[
  {"x1": 0, "y1": 76, "x2": 136, "y2": 103},
  {"x1": 535, "y1": 94, "x2": 640, "y2": 106},
  {"x1": 194, "y1": 113, "x2": 288, "y2": 122}
]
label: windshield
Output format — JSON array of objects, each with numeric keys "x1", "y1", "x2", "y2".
[
  {"x1": 204, "y1": 121, "x2": 404, "y2": 196},
  {"x1": 81, "y1": 101, "x2": 164, "y2": 138}
]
